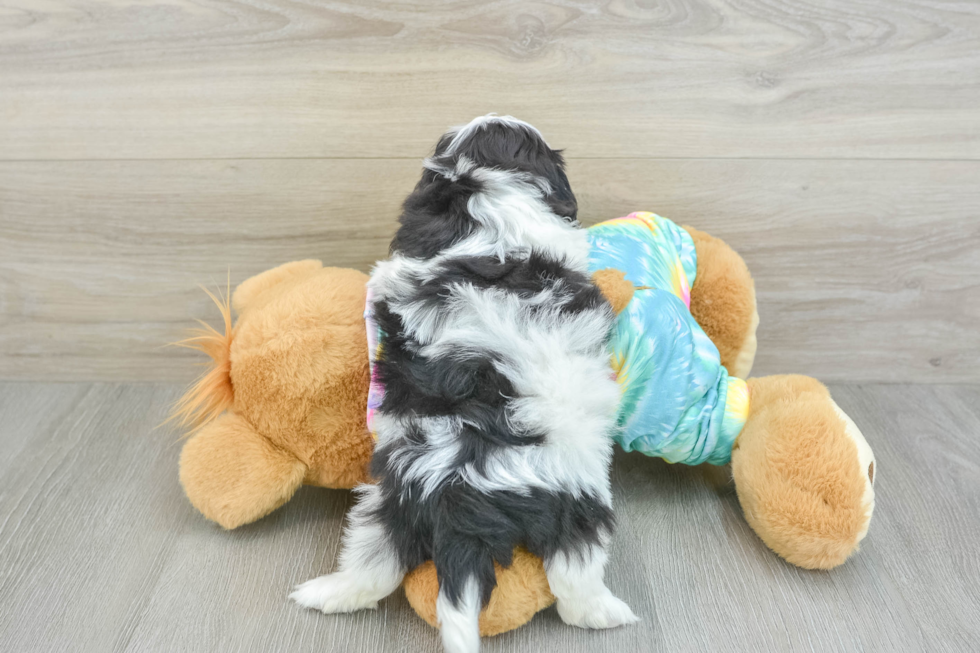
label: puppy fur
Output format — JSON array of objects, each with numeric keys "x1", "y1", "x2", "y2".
[{"x1": 291, "y1": 115, "x2": 637, "y2": 652}]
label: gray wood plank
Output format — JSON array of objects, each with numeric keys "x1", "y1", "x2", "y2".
[
  {"x1": 0, "y1": 0, "x2": 978, "y2": 160},
  {"x1": 0, "y1": 383, "x2": 195, "y2": 651},
  {"x1": 0, "y1": 382, "x2": 89, "y2": 477},
  {"x1": 2, "y1": 159, "x2": 977, "y2": 383},
  {"x1": 0, "y1": 383, "x2": 439, "y2": 652},
  {"x1": 1, "y1": 382, "x2": 978, "y2": 652}
]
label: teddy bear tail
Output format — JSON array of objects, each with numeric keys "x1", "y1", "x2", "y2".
[
  {"x1": 180, "y1": 412, "x2": 308, "y2": 529},
  {"x1": 167, "y1": 282, "x2": 235, "y2": 436}
]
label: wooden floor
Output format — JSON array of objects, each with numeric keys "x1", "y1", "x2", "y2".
[{"x1": 0, "y1": 381, "x2": 978, "y2": 652}]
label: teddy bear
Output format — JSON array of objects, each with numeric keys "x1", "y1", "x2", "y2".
[{"x1": 172, "y1": 213, "x2": 876, "y2": 637}]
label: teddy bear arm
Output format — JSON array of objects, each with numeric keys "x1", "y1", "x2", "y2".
[
  {"x1": 732, "y1": 375, "x2": 876, "y2": 569},
  {"x1": 179, "y1": 411, "x2": 308, "y2": 529},
  {"x1": 682, "y1": 226, "x2": 759, "y2": 378}
]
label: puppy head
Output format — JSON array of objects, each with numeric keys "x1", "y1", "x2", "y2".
[
  {"x1": 392, "y1": 115, "x2": 580, "y2": 259},
  {"x1": 427, "y1": 114, "x2": 577, "y2": 222}
]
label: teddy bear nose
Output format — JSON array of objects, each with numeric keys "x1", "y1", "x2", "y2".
[{"x1": 868, "y1": 461, "x2": 875, "y2": 485}]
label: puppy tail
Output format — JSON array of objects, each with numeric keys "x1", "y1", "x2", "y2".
[
  {"x1": 166, "y1": 281, "x2": 235, "y2": 436},
  {"x1": 434, "y1": 540, "x2": 498, "y2": 653},
  {"x1": 436, "y1": 575, "x2": 484, "y2": 653}
]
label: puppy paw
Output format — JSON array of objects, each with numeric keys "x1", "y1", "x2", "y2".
[
  {"x1": 557, "y1": 591, "x2": 639, "y2": 629},
  {"x1": 289, "y1": 573, "x2": 380, "y2": 613}
]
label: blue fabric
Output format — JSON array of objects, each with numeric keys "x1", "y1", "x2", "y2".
[{"x1": 587, "y1": 213, "x2": 749, "y2": 465}]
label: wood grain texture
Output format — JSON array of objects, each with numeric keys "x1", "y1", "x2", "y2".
[
  {"x1": 574, "y1": 158, "x2": 980, "y2": 384},
  {"x1": 1, "y1": 0, "x2": 979, "y2": 160},
  {"x1": 0, "y1": 382, "x2": 977, "y2": 652},
  {"x1": 2, "y1": 158, "x2": 978, "y2": 382}
]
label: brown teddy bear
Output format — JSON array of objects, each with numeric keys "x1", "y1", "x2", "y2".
[{"x1": 173, "y1": 215, "x2": 875, "y2": 637}]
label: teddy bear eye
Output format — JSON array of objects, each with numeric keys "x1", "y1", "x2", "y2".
[{"x1": 868, "y1": 461, "x2": 875, "y2": 484}]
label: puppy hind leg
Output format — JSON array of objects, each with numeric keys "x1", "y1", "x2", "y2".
[
  {"x1": 290, "y1": 485, "x2": 404, "y2": 613},
  {"x1": 545, "y1": 543, "x2": 639, "y2": 629}
]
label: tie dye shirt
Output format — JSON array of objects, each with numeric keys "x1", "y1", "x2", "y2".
[
  {"x1": 587, "y1": 212, "x2": 749, "y2": 465},
  {"x1": 364, "y1": 287, "x2": 383, "y2": 439}
]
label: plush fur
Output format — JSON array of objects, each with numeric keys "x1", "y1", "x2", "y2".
[
  {"x1": 180, "y1": 412, "x2": 307, "y2": 529},
  {"x1": 404, "y1": 547, "x2": 555, "y2": 636},
  {"x1": 732, "y1": 375, "x2": 875, "y2": 569},
  {"x1": 683, "y1": 225, "x2": 759, "y2": 379},
  {"x1": 176, "y1": 262, "x2": 375, "y2": 529},
  {"x1": 291, "y1": 116, "x2": 635, "y2": 653},
  {"x1": 590, "y1": 269, "x2": 635, "y2": 315},
  {"x1": 169, "y1": 283, "x2": 235, "y2": 433}
]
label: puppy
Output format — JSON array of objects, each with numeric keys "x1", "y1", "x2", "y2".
[{"x1": 291, "y1": 115, "x2": 638, "y2": 653}]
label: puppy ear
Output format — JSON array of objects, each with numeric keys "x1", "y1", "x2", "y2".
[
  {"x1": 433, "y1": 130, "x2": 458, "y2": 157},
  {"x1": 544, "y1": 161, "x2": 578, "y2": 221}
]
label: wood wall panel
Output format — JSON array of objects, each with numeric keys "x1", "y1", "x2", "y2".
[
  {"x1": 2, "y1": 158, "x2": 976, "y2": 382},
  {"x1": 1, "y1": 0, "x2": 978, "y2": 160}
]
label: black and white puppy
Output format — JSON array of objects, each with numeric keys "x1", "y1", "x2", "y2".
[{"x1": 291, "y1": 115, "x2": 638, "y2": 653}]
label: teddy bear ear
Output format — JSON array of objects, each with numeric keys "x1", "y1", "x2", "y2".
[{"x1": 231, "y1": 260, "x2": 324, "y2": 314}]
